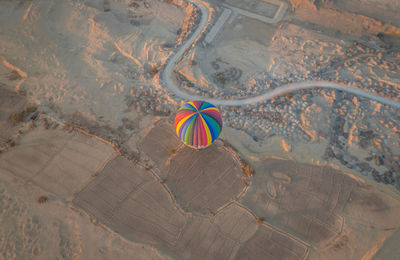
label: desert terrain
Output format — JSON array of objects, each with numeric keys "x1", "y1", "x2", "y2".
[{"x1": 0, "y1": 0, "x2": 399, "y2": 259}]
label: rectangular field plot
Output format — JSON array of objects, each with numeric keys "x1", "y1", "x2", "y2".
[
  {"x1": 224, "y1": 0, "x2": 280, "y2": 18},
  {"x1": 73, "y1": 156, "x2": 187, "y2": 247},
  {"x1": 0, "y1": 127, "x2": 115, "y2": 195}
]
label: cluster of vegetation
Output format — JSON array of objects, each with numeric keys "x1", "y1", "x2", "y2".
[
  {"x1": 284, "y1": 92, "x2": 293, "y2": 99},
  {"x1": 216, "y1": 72, "x2": 227, "y2": 84},
  {"x1": 147, "y1": 65, "x2": 159, "y2": 76},
  {"x1": 7, "y1": 70, "x2": 22, "y2": 81},
  {"x1": 103, "y1": 0, "x2": 110, "y2": 12},
  {"x1": 175, "y1": 71, "x2": 196, "y2": 89},
  {"x1": 6, "y1": 140, "x2": 15, "y2": 148},
  {"x1": 38, "y1": 196, "x2": 48, "y2": 204},
  {"x1": 255, "y1": 216, "x2": 265, "y2": 224},
  {"x1": 243, "y1": 164, "x2": 254, "y2": 178},
  {"x1": 10, "y1": 112, "x2": 23, "y2": 124},
  {"x1": 9, "y1": 106, "x2": 37, "y2": 124}
]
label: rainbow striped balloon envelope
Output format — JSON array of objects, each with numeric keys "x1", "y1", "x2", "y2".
[{"x1": 174, "y1": 101, "x2": 223, "y2": 149}]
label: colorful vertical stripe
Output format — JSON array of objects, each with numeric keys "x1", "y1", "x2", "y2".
[{"x1": 174, "y1": 101, "x2": 223, "y2": 149}]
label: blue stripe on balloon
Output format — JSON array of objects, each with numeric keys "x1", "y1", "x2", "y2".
[{"x1": 201, "y1": 113, "x2": 220, "y2": 142}]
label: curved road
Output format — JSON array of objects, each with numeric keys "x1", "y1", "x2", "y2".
[{"x1": 161, "y1": 0, "x2": 400, "y2": 109}]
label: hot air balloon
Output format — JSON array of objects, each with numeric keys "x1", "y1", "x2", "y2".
[{"x1": 174, "y1": 101, "x2": 223, "y2": 149}]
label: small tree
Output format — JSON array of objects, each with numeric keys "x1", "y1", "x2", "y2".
[
  {"x1": 148, "y1": 66, "x2": 159, "y2": 76},
  {"x1": 38, "y1": 196, "x2": 48, "y2": 204},
  {"x1": 256, "y1": 216, "x2": 265, "y2": 224},
  {"x1": 243, "y1": 164, "x2": 254, "y2": 177},
  {"x1": 285, "y1": 92, "x2": 293, "y2": 100},
  {"x1": 10, "y1": 112, "x2": 23, "y2": 124}
]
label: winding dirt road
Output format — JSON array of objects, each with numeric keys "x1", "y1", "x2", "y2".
[{"x1": 161, "y1": 0, "x2": 400, "y2": 109}]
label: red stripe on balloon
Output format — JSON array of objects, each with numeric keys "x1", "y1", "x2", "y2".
[
  {"x1": 192, "y1": 101, "x2": 202, "y2": 110},
  {"x1": 198, "y1": 115, "x2": 206, "y2": 147},
  {"x1": 174, "y1": 111, "x2": 196, "y2": 128},
  {"x1": 202, "y1": 110, "x2": 222, "y2": 125},
  {"x1": 196, "y1": 114, "x2": 202, "y2": 147},
  {"x1": 193, "y1": 115, "x2": 198, "y2": 147}
]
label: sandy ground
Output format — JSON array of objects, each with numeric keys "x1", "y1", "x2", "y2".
[
  {"x1": 0, "y1": 0, "x2": 185, "y2": 127},
  {"x1": 1, "y1": 0, "x2": 400, "y2": 259},
  {"x1": 175, "y1": 0, "x2": 400, "y2": 195}
]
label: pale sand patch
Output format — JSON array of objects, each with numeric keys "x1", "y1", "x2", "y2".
[{"x1": 0, "y1": 126, "x2": 116, "y2": 195}]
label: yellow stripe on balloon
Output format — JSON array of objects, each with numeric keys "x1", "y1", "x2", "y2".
[
  {"x1": 176, "y1": 112, "x2": 196, "y2": 136},
  {"x1": 199, "y1": 114, "x2": 212, "y2": 146},
  {"x1": 200, "y1": 107, "x2": 220, "y2": 113}
]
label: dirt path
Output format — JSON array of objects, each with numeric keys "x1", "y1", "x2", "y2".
[{"x1": 161, "y1": 0, "x2": 400, "y2": 109}]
